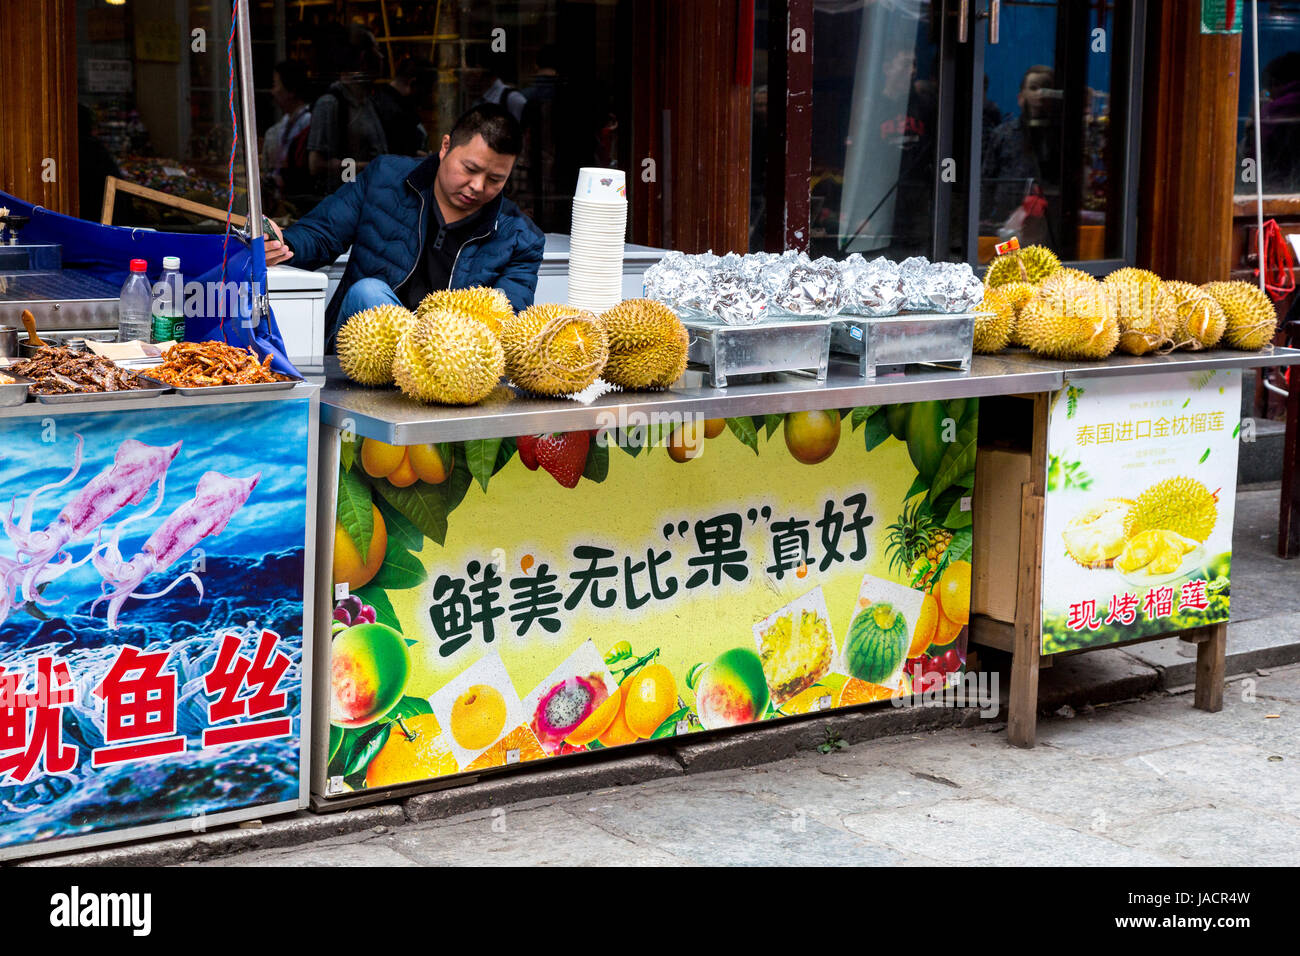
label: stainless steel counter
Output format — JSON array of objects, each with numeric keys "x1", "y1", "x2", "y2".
[
  {"x1": 317, "y1": 345, "x2": 1300, "y2": 446},
  {"x1": 0, "y1": 381, "x2": 320, "y2": 419},
  {"x1": 317, "y1": 355, "x2": 1064, "y2": 445}
]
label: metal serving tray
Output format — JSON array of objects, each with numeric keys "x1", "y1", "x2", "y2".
[
  {"x1": 0, "y1": 371, "x2": 33, "y2": 407},
  {"x1": 118, "y1": 359, "x2": 304, "y2": 396},
  {"x1": 683, "y1": 314, "x2": 832, "y2": 388},
  {"x1": 33, "y1": 374, "x2": 172, "y2": 405},
  {"x1": 831, "y1": 312, "x2": 975, "y2": 380}
]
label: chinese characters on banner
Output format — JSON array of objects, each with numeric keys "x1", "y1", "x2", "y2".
[
  {"x1": 1041, "y1": 371, "x2": 1240, "y2": 654},
  {"x1": 1, "y1": 631, "x2": 293, "y2": 785}
]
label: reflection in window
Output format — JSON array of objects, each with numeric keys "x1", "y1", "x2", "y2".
[{"x1": 1237, "y1": 3, "x2": 1300, "y2": 196}]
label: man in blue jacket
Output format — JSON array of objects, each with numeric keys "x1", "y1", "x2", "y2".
[{"x1": 266, "y1": 103, "x2": 545, "y2": 338}]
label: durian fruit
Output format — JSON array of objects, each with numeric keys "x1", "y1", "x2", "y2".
[
  {"x1": 1062, "y1": 498, "x2": 1134, "y2": 568},
  {"x1": 1115, "y1": 529, "x2": 1199, "y2": 575},
  {"x1": 1000, "y1": 280, "x2": 1038, "y2": 346},
  {"x1": 1017, "y1": 282, "x2": 1118, "y2": 360},
  {"x1": 1103, "y1": 267, "x2": 1176, "y2": 356},
  {"x1": 392, "y1": 309, "x2": 505, "y2": 405},
  {"x1": 337, "y1": 304, "x2": 417, "y2": 385},
  {"x1": 501, "y1": 303, "x2": 610, "y2": 396},
  {"x1": 1163, "y1": 280, "x2": 1226, "y2": 350},
  {"x1": 973, "y1": 287, "x2": 1017, "y2": 353},
  {"x1": 1201, "y1": 280, "x2": 1279, "y2": 351},
  {"x1": 1124, "y1": 476, "x2": 1218, "y2": 543},
  {"x1": 417, "y1": 286, "x2": 513, "y2": 337},
  {"x1": 598, "y1": 298, "x2": 689, "y2": 389},
  {"x1": 983, "y1": 244, "x2": 1062, "y2": 288},
  {"x1": 1038, "y1": 267, "x2": 1097, "y2": 297}
]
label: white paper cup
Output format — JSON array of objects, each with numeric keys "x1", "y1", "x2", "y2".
[{"x1": 574, "y1": 167, "x2": 627, "y2": 203}]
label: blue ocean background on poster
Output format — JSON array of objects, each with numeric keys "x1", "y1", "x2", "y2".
[{"x1": 0, "y1": 399, "x2": 309, "y2": 852}]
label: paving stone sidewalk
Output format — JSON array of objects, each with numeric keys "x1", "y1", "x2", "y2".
[{"x1": 184, "y1": 663, "x2": 1300, "y2": 866}]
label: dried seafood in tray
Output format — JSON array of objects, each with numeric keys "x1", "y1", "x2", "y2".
[
  {"x1": 10, "y1": 347, "x2": 152, "y2": 395},
  {"x1": 150, "y1": 341, "x2": 294, "y2": 389}
]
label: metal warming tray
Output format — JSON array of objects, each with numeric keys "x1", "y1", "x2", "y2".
[
  {"x1": 33, "y1": 374, "x2": 172, "y2": 405},
  {"x1": 0, "y1": 371, "x2": 33, "y2": 407},
  {"x1": 831, "y1": 312, "x2": 975, "y2": 380},
  {"x1": 683, "y1": 314, "x2": 832, "y2": 388},
  {"x1": 120, "y1": 359, "x2": 304, "y2": 396}
]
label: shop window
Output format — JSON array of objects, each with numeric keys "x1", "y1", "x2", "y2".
[
  {"x1": 1236, "y1": 1, "x2": 1300, "y2": 196},
  {"x1": 76, "y1": 0, "x2": 632, "y2": 236}
]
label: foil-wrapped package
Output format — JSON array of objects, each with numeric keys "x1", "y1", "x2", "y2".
[
  {"x1": 707, "y1": 267, "x2": 767, "y2": 325},
  {"x1": 838, "y1": 255, "x2": 906, "y2": 316},
  {"x1": 643, "y1": 251, "x2": 691, "y2": 307},
  {"x1": 775, "y1": 254, "x2": 841, "y2": 315},
  {"x1": 924, "y1": 261, "x2": 985, "y2": 313},
  {"x1": 898, "y1": 256, "x2": 933, "y2": 311}
]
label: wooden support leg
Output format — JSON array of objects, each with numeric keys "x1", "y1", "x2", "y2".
[
  {"x1": 1193, "y1": 621, "x2": 1228, "y2": 712},
  {"x1": 1279, "y1": 361, "x2": 1300, "y2": 558},
  {"x1": 1008, "y1": 482, "x2": 1045, "y2": 748}
]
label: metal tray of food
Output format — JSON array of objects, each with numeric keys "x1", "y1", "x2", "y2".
[
  {"x1": 0, "y1": 370, "x2": 34, "y2": 407},
  {"x1": 830, "y1": 312, "x2": 975, "y2": 380},
  {"x1": 166, "y1": 374, "x2": 304, "y2": 396},
  {"x1": 683, "y1": 313, "x2": 832, "y2": 388},
  {"x1": 33, "y1": 374, "x2": 172, "y2": 405}
]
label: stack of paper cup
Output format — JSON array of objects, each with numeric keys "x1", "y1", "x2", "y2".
[{"x1": 567, "y1": 167, "x2": 627, "y2": 313}]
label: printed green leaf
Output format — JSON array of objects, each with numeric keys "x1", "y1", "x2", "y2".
[
  {"x1": 851, "y1": 405, "x2": 879, "y2": 431},
  {"x1": 1199, "y1": 448, "x2": 1211, "y2": 464},
  {"x1": 727, "y1": 416, "x2": 760, "y2": 454},
  {"x1": 492, "y1": 437, "x2": 517, "y2": 474},
  {"x1": 1182, "y1": 398, "x2": 1191, "y2": 409},
  {"x1": 383, "y1": 696, "x2": 433, "y2": 722},
  {"x1": 343, "y1": 721, "x2": 392, "y2": 778},
  {"x1": 374, "y1": 495, "x2": 423, "y2": 553},
  {"x1": 863, "y1": 414, "x2": 891, "y2": 452},
  {"x1": 903, "y1": 473, "x2": 929, "y2": 501},
  {"x1": 645, "y1": 420, "x2": 672, "y2": 449},
  {"x1": 765, "y1": 413, "x2": 783, "y2": 439},
  {"x1": 340, "y1": 436, "x2": 358, "y2": 473},
  {"x1": 337, "y1": 466, "x2": 374, "y2": 558},
  {"x1": 750, "y1": 415, "x2": 767, "y2": 438},
  {"x1": 374, "y1": 480, "x2": 448, "y2": 546},
  {"x1": 442, "y1": 457, "x2": 474, "y2": 514},
  {"x1": 583, "y1": 439, "x2": 610, "y2": 482},
  {"x1": 942, "y1": 495, "x2": 973, "y2": 529},
  {"x1": 928, "y1": 417, "x2": 978, "y2": 507},
  {"x1": 945, "y1": 528, "x2": 974, "y2": 564},
  {"x1": 649, "y1": 706, "x2": 691, "y2": 739},
  {"x1": 437, "y1": 443, "x2": 455, "y2": 475},
  {"x1": 465, "y1": 437, "x2": 502, "y2": 491},
  {"x1": 329, "y1": 725, "x2": 344, "y2": 763},
  {"x1": 369, "y1": 544, "x2": 428, "y2": 592},
  {"x1": 352, "y1": 585, "x2": 400, "y2": 630},
  {"x1": 1232, "y1": 421, "x2": 1242, "y2": 439}
]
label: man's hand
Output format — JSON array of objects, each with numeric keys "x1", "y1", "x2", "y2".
[{"x1": 264, "y1": 218, "x2": 294, "y2": 266}]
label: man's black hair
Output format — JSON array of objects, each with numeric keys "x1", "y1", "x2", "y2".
[{"x1": 448, "y1": 103, "x2": 523, "y2": 156}]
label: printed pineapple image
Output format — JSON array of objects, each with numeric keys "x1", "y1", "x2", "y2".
[{"x1": 885, "y1": 500, "x2": 953, "y2": 588}]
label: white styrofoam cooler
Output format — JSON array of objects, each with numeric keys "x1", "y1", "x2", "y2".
[{"x1": 267, "y1": 264, "x2": 328, "y2": 368}]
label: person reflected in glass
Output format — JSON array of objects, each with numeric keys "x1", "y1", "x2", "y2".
[
  {"x1": 981, "y1": 65, "x2": 1063, "y2": 248},
  {"x1": 262, "y1": 60, "x2": 314, "y2": 208},
  {"x1": 307, "y1": 25, "x2": 389, "y2": 192},
  {"x1": 372, "y1": 56, "x2": 432, "y2": 158}
]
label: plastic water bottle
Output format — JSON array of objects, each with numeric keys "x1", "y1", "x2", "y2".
[
  {"x1": 117, "y1": 258, "x2": 153, "y2": 343},
  {"x1": 151, "y1": 256, "x2": 185, "y2": 343}
]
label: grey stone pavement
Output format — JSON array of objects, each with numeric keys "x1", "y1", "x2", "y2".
[{"x1": 15, "y1": 487, "x2": 1300, "y2": 867}]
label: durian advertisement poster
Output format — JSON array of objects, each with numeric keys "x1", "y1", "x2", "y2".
[
  {"x1": 323, "y1": 400, "x2": 977, "y2": 795},
  {"x1": 1042, "y1": 370, "x2": 1240, "y2": 655}
]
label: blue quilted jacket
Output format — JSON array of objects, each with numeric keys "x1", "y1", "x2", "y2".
[{"x1": 282, "y1": 154, "x2": 546, "y2": 335}]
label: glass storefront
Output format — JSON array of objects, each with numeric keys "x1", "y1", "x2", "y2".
[{"x1": 1236, "y1": 1, "x2": 1300, "y2": 196}]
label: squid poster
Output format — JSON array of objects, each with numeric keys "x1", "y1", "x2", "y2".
[{"x1": 0, "y1": 398, "x2": 311, "y2": 858}]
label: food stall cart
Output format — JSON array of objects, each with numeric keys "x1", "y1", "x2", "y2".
[
  {"x1": 310, "y1": 340, "x2": 1300, "y2": 804},
  {"x1": 0, "y1": 382, "x2": 318, "y2": 861}
]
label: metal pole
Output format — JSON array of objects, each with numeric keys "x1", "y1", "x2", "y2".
[
  {"x1": 235, "y1": 0, "x2": 263, "y2": 243},
  {"x1": 1251, "y1": 0, "x2": 1265, "y2": 292}
]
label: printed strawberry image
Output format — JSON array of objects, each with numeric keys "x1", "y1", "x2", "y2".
[
  {"x1": 516, "y1": 434, "x2": 541, "y2": 470},
  {"x1": 535, "y1": 431, "x2": 591, "y2": 488}
]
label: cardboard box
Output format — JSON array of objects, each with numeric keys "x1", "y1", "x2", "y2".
[{"x1": 973, "y1": 447, "x2": 1031, "y2": 623}]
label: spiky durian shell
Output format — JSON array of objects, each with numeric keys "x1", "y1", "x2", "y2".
[
  {"x1": 1018, "y1": 283, "x2": 1118, "y2": 360},
  {"x1": 417, "y1": 286, "x2": 514, "y2": 337},
  {"x1": 1038, "y1": 268, "x2": 1097, "y2": 297},
  {"x1": 1103, "y1": 267, "x2": 1176, "y2": 356},
  {"x1": 983, "y1": 244, "x2": 1062, "y2": 288},
  {"x1": 337, "y1": 304, "x2": 416, "y2": 385},
  {"x1": 973, "y1": 287, "x2": 1016, "y2": 353},
  {"x1": 1000, "y1": 280, "x2": 1038, "y2": 346},
  {"x1": 1162, "y1": 280, "x2": 1226, "y2": 350},
  {"x1": 1124, "y1": 476, "x2": 1218, "y2": 543},
  {"x1": 1201, "y1": 280, "x2": 1279, "y2": 351},
  {"x1": 1062, "y1": 498, "x2": 1134, "y2": 569},
  {"x1": 392, "y1": 310, "x2": 505, "y2": 405},
  {"x1": 598, "y1": 298, "x2": 689, "y2": 389},
  {"x1": 501, "y1": 303, "x2": 610, "y2": 395}
]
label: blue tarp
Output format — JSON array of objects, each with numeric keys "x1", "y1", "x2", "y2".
[{"x1": 0, "y1": 190, "x2": 298, "y2": 376}]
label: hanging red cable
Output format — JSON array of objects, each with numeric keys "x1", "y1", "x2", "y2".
[{"x1": 1258, "y1": 218, "x2": 1295, "y2": 302}]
